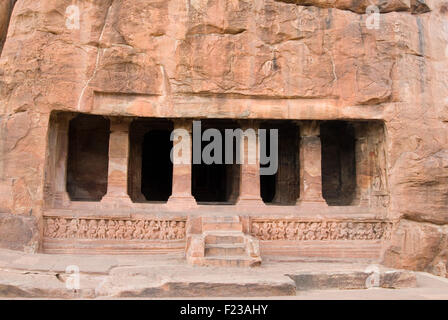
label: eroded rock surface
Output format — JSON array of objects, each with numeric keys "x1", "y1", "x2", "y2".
[
  {"x1": 275, "y1": 0, "x2": 430, "y2": 14},
  {"x1": 382, "y1": 219, "x2": 448, "y2": 278},
  {"x1": 0, "y1": 249, "x2": 418, "y2": 298},
  {"x1": 0, "y1": 212, "x2": 38, "y2": 252}
]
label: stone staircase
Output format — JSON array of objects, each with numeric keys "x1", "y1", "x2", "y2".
[{"x1": 186, "y1": 216, "x2": 261, "y2": 267}]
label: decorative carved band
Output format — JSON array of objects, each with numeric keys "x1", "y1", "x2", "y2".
[
  {"x1": 251, "y1": 220, "x2": 393, "y2": 241},
  {"x1": 44, "y1": 217, "x2": 186, "y2": 241}
]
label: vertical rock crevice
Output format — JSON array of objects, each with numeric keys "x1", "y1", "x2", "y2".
[{"x1": 0, "y1": 0, "x2": 17, "y2": 57}]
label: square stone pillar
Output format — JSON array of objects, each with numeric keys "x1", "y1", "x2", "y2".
[
  {"x1": 101, "y1": 117, "x2": 132, "y2": 205},
  {"x1": 353, "y1": 123, "x2": 371, "y2": 206},
  {"x1": 52, "y1": 113, "x2": 75, "y2": 207},
  {"x1": 167, "y1": 119, "x2": 197, "y2": 208},
  {"x1": 236, "y1": 120, "x2": 264, "y2": 206},
  {"x1": 296, "y1": 121, "x2": 327, "y2": 206}
]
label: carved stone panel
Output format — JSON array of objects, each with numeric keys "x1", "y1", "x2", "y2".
[
  {"x1": 251, "y1": 220, "x2": 393, "y2": 241},
  {"x1": 44, "y1": 217, "x2": 186, "y2": 241}
]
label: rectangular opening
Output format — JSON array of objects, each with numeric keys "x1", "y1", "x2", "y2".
[
  {"x1": 66, "y1": 114, "x2": 110, "y2": 202},
  {"x1": 321, "y1": 121, "x2": 357, "y2": 206},
  {"x1": 321, "y1": 120, "x2": 388, "y2": 207},
  {"x1": 128, "y1": 119, "x2": 173, "y2": 203},
  {"x1": 192, "y1": 120, "x2": 240, "y2": 204},
  {"x1": 260, "y1": 121, "x2": 300, "y2": 205}
]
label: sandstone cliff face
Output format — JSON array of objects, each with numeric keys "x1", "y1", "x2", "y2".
[{"x1": 0, "y1": 0, "x2": 447, "y2": 275}]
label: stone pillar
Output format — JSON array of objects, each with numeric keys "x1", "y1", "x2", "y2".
[
  {"x1": 53, "y1": 113, "x2": 74, "y2": 207},
  {"x1": 352, "y1": 122, "x2": 389, "y2": 207},
  {"x1": 167, "y1": 119, "x2": 197, "y2": 207},
  {"x1": 296, "y1": 121, "x2": 327, "y2": 206},
  {"x1": 236, "y1": 120, "x2": 264, "y2": 206},
  {"x1": 101, "y1": 117, "x2": 132, "y2": 204},
  {"x1": 353, "y1": 123, "x2": 371, "y2": 206}
]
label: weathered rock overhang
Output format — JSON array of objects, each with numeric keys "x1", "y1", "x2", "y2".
[{"x1": 275, "y1": 0, "x2": 431, "y2": 14}]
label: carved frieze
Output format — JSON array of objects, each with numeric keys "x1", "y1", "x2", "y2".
[
  {"x1": 250, "y1": 220, "x2": 393, "y2": 241},
  {"x1": 44, "y1": 217, "x2": 186, "y2": 240}
]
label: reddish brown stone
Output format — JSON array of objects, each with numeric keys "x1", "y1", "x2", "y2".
[
  {"x1": 0, "y1": 0, "x2": 447, "y2": 280},
  {"x1": 0, "y1": 213, "x2": 38, "y2": 252},
  {"x1": 382, "y1": 219, "x2": 448, "y2": 277}
]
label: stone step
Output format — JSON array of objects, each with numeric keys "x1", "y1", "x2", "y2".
[
  {"x1": 205, "y1": 243, "x2": 246, "y2": 256},
  {"x1": 203, "y1": 256, "x2": 261, "y2": 267},
  {"x1": 204, "y1": 232, "x2": 245, "y2": 244},
  {"x1": 202, "y1": 216, "x2": 242, "y2": 232},
  {"x1": 287, "y1": 270, "x2": 417, "y2": 290},
  {"x1": 202, "y1": 222, "x2": 243, "y2": 232}
]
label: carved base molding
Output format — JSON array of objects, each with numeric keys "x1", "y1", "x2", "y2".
[
  {"x1": 43, "y1": 217, "x2": 186, "y2": 241},
  {"x1": 42, "y1": 216, "x2": 394, "y2": 258},
  {"x1": 250, "y1": 219, "x2": 393, "y2": 241}
]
